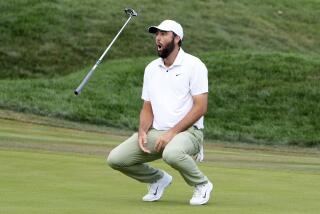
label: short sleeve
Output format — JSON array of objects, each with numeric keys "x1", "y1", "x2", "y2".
[
  {"x1": 190, "y1": 60, "x2": 208, "y2": 95},
  {"x1": 141, "y1": 68, "x2": 150, "y2": 101}
]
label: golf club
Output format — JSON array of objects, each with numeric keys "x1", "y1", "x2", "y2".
[{"x1": 74, "y1": 8, "x2": 138, "y2": 95}]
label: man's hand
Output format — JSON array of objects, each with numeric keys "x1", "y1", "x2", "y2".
[
  {"x1": 138, "y1": 101, "x2": 153, "y2": 153},
  {"x1": 155, "y1": 130, "x2": 177, "y2": 152},
  {"x1": 138, "y1": 130, "x2": 151, "y2": 153}
]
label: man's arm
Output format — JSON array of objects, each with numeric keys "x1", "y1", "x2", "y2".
[
  {"x1": 155, "y1": 93, "x2": 208, "y2": 152},
  {"x1": 171, "y1": 93, "x2": 208, "y2": 134},
  {"x1": 138, "y1": 101, "x2": 154, "y2": 153}
]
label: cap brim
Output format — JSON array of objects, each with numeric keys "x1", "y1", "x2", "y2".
[{"x1": 148, "y1": 26, "x2": 159, "y2": 33}]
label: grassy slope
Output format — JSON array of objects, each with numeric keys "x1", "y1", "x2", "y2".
[
  {"x1": 0, "y1": 52, "x2": 319, "y2": 146},
  {"x1": 1, "y1": 0, "x2": 320, "y2": 146},
  {"x1": 0, "y1": 113, "x2": 319, "y2": 214},
  {"x1": 1, "y1": 0, "x2": 319, "y2": 78}
]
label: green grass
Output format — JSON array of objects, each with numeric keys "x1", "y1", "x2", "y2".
[
  {"x1": 1, "y1": 0, "x2": 319, "y2": 146},
  {"x1": 1, "y1": 0, "x2": 319, "y2": 78},
  {"x1": 0, "y1": 112, "x2": 320, "y2": 214},
  {"x1": 0, "y1": 52, "x2": 319, "y2": 146}
]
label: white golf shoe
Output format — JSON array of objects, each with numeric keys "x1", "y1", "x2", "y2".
[
  {"x1": 189, "y1": 181, "x2": 213, "y2": 205},
  {"x1": 142, "y1": 171, "x2": 172, "y2": 202}
]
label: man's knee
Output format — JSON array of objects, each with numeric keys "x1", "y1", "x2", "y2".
[
  {"x1": 162, "y1": 147, "x2": 182, "y2": 166},
  {"x1": 106, "y1": 149, "x2": 122, "y2": 169},
  {"x1": 106, "y1": 133, "x2": 139, "y2": 169}
]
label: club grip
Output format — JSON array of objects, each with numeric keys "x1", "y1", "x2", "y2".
[{"x1": 74, "y1": 62, "x2": 99, "y2": 95}]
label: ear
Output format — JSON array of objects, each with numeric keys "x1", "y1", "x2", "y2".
[{"x1": 174, "y1": 35, "x2": 181, "y2": 44}]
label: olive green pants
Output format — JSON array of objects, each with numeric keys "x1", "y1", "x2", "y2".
[{"x1": 107, "y1": 126, "x2": 208, "y2": 186}]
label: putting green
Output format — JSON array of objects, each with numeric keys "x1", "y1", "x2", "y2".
[{"x1": 0, "y1": 115, "x2": 319, "y2": 214}]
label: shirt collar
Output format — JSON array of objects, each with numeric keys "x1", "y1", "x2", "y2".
[{"x1": 157, "y1": 48, "x2": 185, "y2": 69}]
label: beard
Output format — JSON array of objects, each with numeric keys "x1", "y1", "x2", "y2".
[{"x1": 157, "y1": 38, "x2": 175, "y2": 59}]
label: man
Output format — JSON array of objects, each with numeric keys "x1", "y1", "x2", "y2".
[{"x1": 107, "y1": 20, "x2": 213, "y2": 205}]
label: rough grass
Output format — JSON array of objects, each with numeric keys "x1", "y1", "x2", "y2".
[
  {"x1": 1, "y1": 0, "x2": 319, "y2": 146},
  {"x1": 1, "y1": 0, "x2": 319, "y2": 78},
  {"x1": 0, "y1": 114, "x2": 319, "y2": 214},
  {"x1": 0, "y1": 52, "x2": 319, "y2": 146}
]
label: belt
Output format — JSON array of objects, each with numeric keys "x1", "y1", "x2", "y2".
[{"x1": 193, "y1": 125, "x2": 201, "y2": 130}]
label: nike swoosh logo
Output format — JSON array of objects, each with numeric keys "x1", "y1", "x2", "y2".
[
  {"x1": 175, "y1": 73, "x2": 182, "y2": 76},
  {"x1": 153, "y1": 186, "x2": 159, "y2": 196},
  {"x1": 203, "y1": 190, "x2": 207, "y2": 198}
]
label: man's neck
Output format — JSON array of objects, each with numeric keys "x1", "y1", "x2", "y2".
[{"x1": 163, "y1": 47, "x2": 180, "y2": 68}]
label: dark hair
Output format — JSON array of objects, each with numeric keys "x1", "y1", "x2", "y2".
[{"x1": 173, "y1": 32, "x2": 182, "y2": 47}]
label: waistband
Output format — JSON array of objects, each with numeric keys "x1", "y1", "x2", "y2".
[{"x1": 192, "y1": 125, "x2": 203, "y2": 130}]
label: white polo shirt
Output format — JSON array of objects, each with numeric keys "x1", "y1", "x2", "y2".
[{"x1": 141, "y1": 49, "x2": 208, "y2": 130}]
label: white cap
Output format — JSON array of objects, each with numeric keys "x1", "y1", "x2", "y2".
[{"x1": 148, "y1": 20, "x2": 183, "y2": 40}]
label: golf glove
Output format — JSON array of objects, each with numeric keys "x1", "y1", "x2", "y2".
[{"x1": 195, "y1": 145, "x2": 204, "y2": 162}]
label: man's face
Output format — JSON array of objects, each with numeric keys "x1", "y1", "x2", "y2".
[{"x1": 155, "y1": 30, "x2": 176, "y2": 59}]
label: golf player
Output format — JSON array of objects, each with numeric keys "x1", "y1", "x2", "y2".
[{"x1": 107, "y1": 20, "x2": 213, "y2": 205}]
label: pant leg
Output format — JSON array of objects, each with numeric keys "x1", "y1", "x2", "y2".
[
  {"x1": 162, "y1": 127, "x2": 208, "y2": 186},
  {"x1": 106, "y1": 130, "x2": 165, "y2": 183}
]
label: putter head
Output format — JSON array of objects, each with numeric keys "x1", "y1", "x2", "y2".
[{"x1": 125, "y1": 8, "x2": 138, "y2": 17}]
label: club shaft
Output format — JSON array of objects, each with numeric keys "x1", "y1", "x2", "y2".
[{"x1": 74, "y1": 16, "x2": 133, "y2": 95}]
